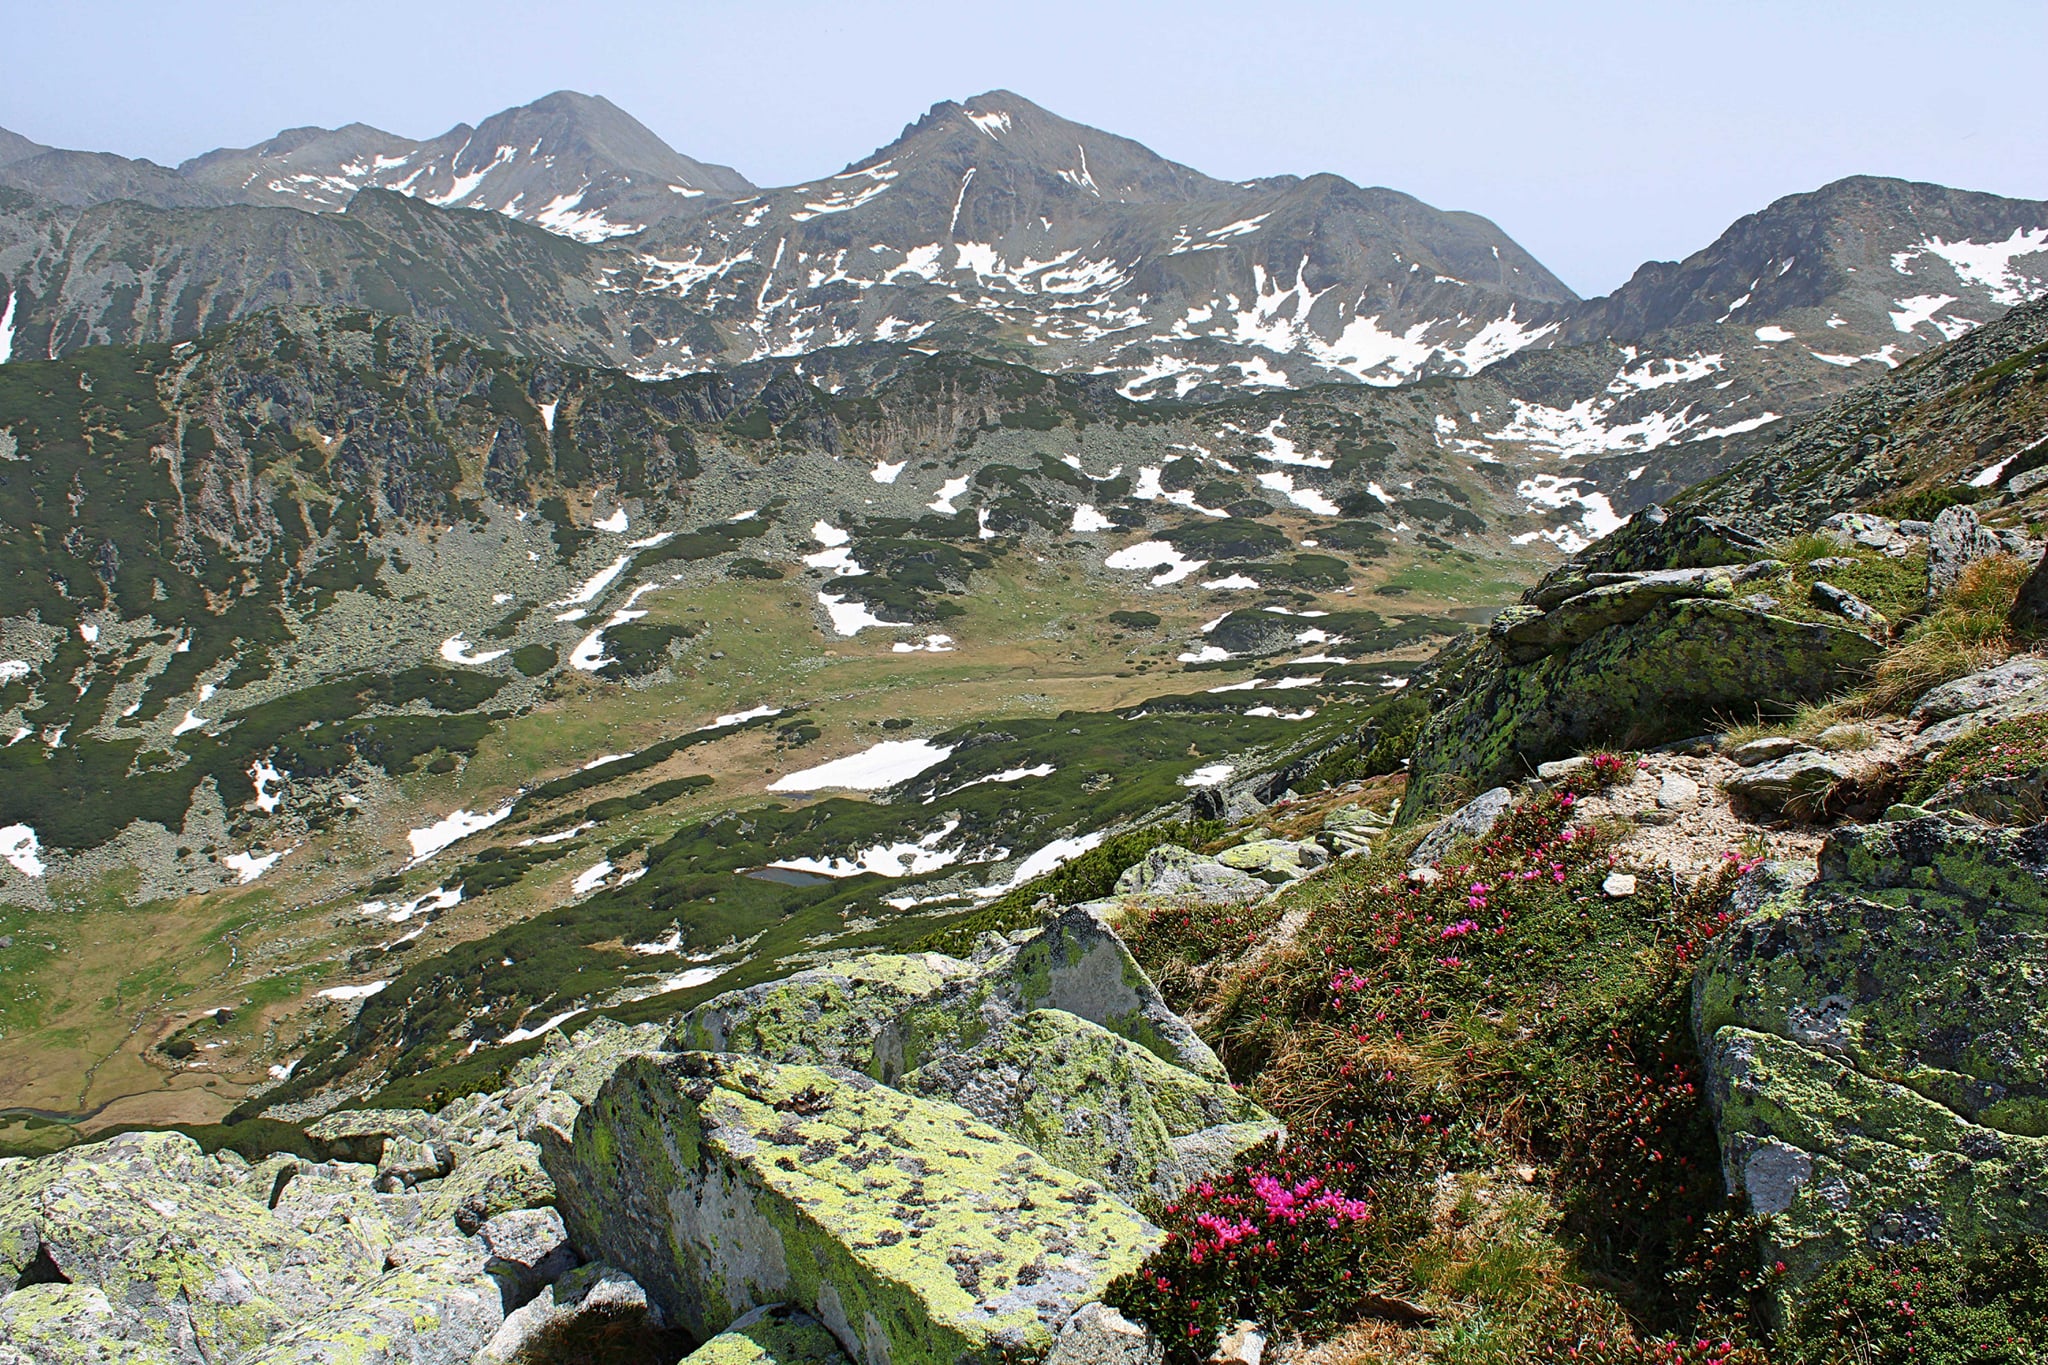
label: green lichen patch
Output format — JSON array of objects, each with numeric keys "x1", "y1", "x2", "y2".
[{"x1": 682, "y1": 1304, "x2": 853, "y2": 1365}]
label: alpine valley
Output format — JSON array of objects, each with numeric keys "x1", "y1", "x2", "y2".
[{"x1": 4, "y1": 88, "x2": 2048, "y2": 1365}]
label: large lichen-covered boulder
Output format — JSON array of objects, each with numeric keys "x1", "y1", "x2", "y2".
[
  {"x1": 236, "y1": 1235, "x2": 503, "y2": 1365},
  {"x1": 681, "y1": 1304, "x2": 853, "y2": 1365},
  {"x1": 304, "y1": 1107, "x2": 447, "y2": 1164},
  {"x1": 1693, "y1": 818, "x2": 2048, "y2": 1287},
  {"x1": 0, "y1": 1132, "x2": 380, "y2": 1364},
  {"x1": 899, "y1": 1009, "x2": 1278, "y2": 1206},
  {"x1": 1111, "y1": 845, "x2": 1268, "y2": 904},
  {"x1": 673, "y1": 954, "x2": 973, "y2": 1068},
  {"x1": 0, "y1": 1282, "x2": 179, "y2": 1364},
  {"x1": 887, "y1": 907, "x2": 1228, "y2": 1086},
  {"x1": 671, "y1": 915, "x2": 1264, "y2": 1203},
  {"x1": 1407, "y1": 599, "x2": 1881, "y2": 811},
  {"x1": 418, "y1": 1137, "x2": 555, "y2": 1235},
  {"x1": 542, "y1": 1052, "x2": 1164, "y2": 1365}
]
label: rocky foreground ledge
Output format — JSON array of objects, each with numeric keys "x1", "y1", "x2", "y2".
[{"x1": 0, "y1": 910, "x2": 1271, "y2": 1365}]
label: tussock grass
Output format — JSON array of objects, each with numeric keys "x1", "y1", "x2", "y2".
[{"x1": 1866, "y1": 554, "x2": 2029, "y2": 713}]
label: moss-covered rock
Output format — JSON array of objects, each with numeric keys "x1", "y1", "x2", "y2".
[
  {"x1": 1407, "y1": 599, "x2": 1881, "y2": 811},
  {"x1": 888, "y1": 908, "x2": 1228, "y2": 1086},
  {"x1": 474, "y1": 1263, "x2": 684, "y2": 1365},
  {"x1": 304, "y1": 1107, "x2": 445, "y2": 1165},
  {"x1": 542, "y1": 1052, "x2": 1165, "y2": 1365},
  {"x1": 0, "y1": 1282, "x2": 179, "y2": 1363},
  {"x1": 1695, "y1": 819, "x2": 2048, "y2": 1290},
  {"x1": 673, "y1": 954, "x2": 973, "y2": 1068},
  {"x1": 418, "y1": 1138, "x2": 556, "y2": 1235},
  {"x1": 1110, "y1": 846, "x2": 1268, "y2": 904},
  {"x1": 0, "y1": 1132, "x2": 381, "y2": 1364},
  {"x1": 236, "y1": 1235, "x2": 503, "y2": 1365},
  {"x1": 682, "y1": 1304, "x2": 853, "y2": 1365},
  {"x1": 899, "y1": 1009, "x2": 1277, "y2": 1206}
]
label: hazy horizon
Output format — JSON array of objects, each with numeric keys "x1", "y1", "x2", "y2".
[{"x1": 5, "y1": 0, "x2": 2043, "y2": 297}]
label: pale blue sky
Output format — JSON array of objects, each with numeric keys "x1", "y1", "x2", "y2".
[{"x1": 5, "y1": 1, "x2": 2042, "y2": 296}]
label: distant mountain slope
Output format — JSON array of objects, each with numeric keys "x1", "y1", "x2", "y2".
[
  {"x1": 0, "y1": 92, "x2": 755, "y2": 240},
  {"x1": 177, "y1": 90, "x2": 756, "y2": 239},
  {"x1": 1, "y1": 95, "x2": 2044, "y2": 527},
  {"x1": 1670, "y1": 292, "x2": 2048, "y2": 536}
]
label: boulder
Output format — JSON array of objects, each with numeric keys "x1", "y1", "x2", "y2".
[
  {"x1": 1112, "y1": 845, "x2": 1268, "y2": 904},
  {"x1": 887, "y1": 907, "x2": 1229, "y2": 1085},
  {"x1": 1927, "y1": 505, "x2": 2005, "y2": 598},
  {"x1": 418, "y1": 1138, "x2": 555, "y2": 1235},
  {"x1": 1808, "y1": 581, "x2": 1886, "y2": 630},
  {"x1": 1720, "y1": 750, "x2": 1863, "y2": 814},
  {"x1": 1656, "y1": 773, "x2": 1701, "y2": 810},
  {"x1": 304, "y1": 1108, "x2": 444, "y2": 1165},
  {"x1": 542, "y1": 1052, "x2": 1164, "y2": 1365},
  {"x1": 1214, "y1": 839, "x2": 1326, "y2": 880},
  {"x1": 479, "y1": 1207, "x2": 576, "y2": 1310},
  {"x1": 375, "y1": 1133, "x2": 452, "y2": 1191},
  {"x1": 673, "y1": 954, "x2": 971, "y2": 1068},
  {"x1": 2011, "y1": 547, "x2": 2048, "y2": 638},
  {"x1": 1694, "y1": 820, "x2": 2048, "y2": 1288},
  {"x1": 1909, "y1": 656, "x2": 2048, "y2": 722},
  {"x1": 1409, "y1": 787, "x2": 1514, "y2": 867},
  {"x1": 1406, "y1": 601, "x2": 1881, "y2": 811},
  {"x1": 1494, "y1": 567, "x2": 1751, "y2": 663},
  {"x1": 1726, "y1": 735, "x2": 1807, "y2": 767},
  {"x1": 681, "y1": 1304, "x2": 852, "y2": 1365},
  {"x1": 237, "y1": 1235, "x2": 503, "y2": 1365},
  {"x1": 1319, "y1": 804, "x2": 1389, "y2": 855},
  {"x1": 897, "y1": 1008, "x2": 1277, "y2": 1205},
  {"x1": 453, "y1": 1018, "x2": 671, "y2": 1145},
  {"x1": 473, "y1": 1263, "x2": 684, "y2": 1365},
  {"x1": 1044, "y1": 1302, "x2": 1161, "y2": 1365},
  {"x1": 0, "y1": 1132, "x2": 380, "y2": 1364},
  {"x1": 0, "y1": 1281, "x2": 179, "y2": 1363},
  {"x1": 1822, "y1": 512, "x2": 1915, "y2": 556}
]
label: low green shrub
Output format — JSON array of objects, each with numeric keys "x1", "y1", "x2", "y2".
[{"x1": 1782, "y1": 1239, "x2": 2048, "y2": 1365}]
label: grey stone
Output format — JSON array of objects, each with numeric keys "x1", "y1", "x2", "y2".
[
  {"x1": 1822, "y1": 512, "x2": 1913, "y2": 556},
  {"x1": 1535, "y1": 755, "x2": 1590, "y2": 781},
  {"x1": 473, "y1": 1263, "x2": 680, "y2": 1365},
  {"x1": 1694, "y1": 820, "x2": 2048, "y2": 1291},
  {"x1": 304, "y1": 1108, "x2": 445, "y2": 1165},
  {"x1": 237, "y1": 1235, "x2": 503, "y2": 1365},
  {"x1": 374, "y1": 1134, "x2": 451, "y2": 1191},
  {"x1": 1214, "y1": 838, "x2": 1326, "y2": 880},
  {"x1": 1809, "y1": 581, "x2": 1886, "y2": 630},
  {"x1": 2009, "y1": 547, "x2": 2048, "y2": 638},
  {"x1": 1602, "y1": 872, "x2": 1639, "y2": 898},
  {"x1": 1409, "y1": 787, "x2": 1514, "y2": 867},
  {"x1": 680, "y1": 1304, "x2": 852, "y2": 1365},
  {"x1": 1928, "y1": 505, "x2": 2005, "y2": 597},
  {"x1": 1045, "y1": 1302, "x2": 1161, "y2": 1365},
  {"x1": 479, "y1": 1208, "x2": 575, "y2": 1311},
  {"x1": 1113, "y1": 845, "x2": 1269, "y2": 904},
  {"x1": 2008, "y1": 465, "x2": 2048, "y2": 498},
  {"x1": 1657, "y1": 773, "x2": 1701, "y2": 810},
  {"x1": 1727, "y1": 735, "x2": 1806, "y2": 767},
  {"x1": 1721, "y1": 751, "x2": 1863, "y2": 813},
  {"x1": 542, "y1": 1052, "x2": 1165, "y2": 1365},
  {"x1": 1908, "y1": 657, "x2": 2048, "y2": 721},
  {"x1": 1211, "y1": 1321, "x2": 1268, "y2": 1365}
]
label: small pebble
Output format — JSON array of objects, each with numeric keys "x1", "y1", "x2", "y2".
[{"x1": 1603, "y1": 872, "x2": 1638, "y2": 898}]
